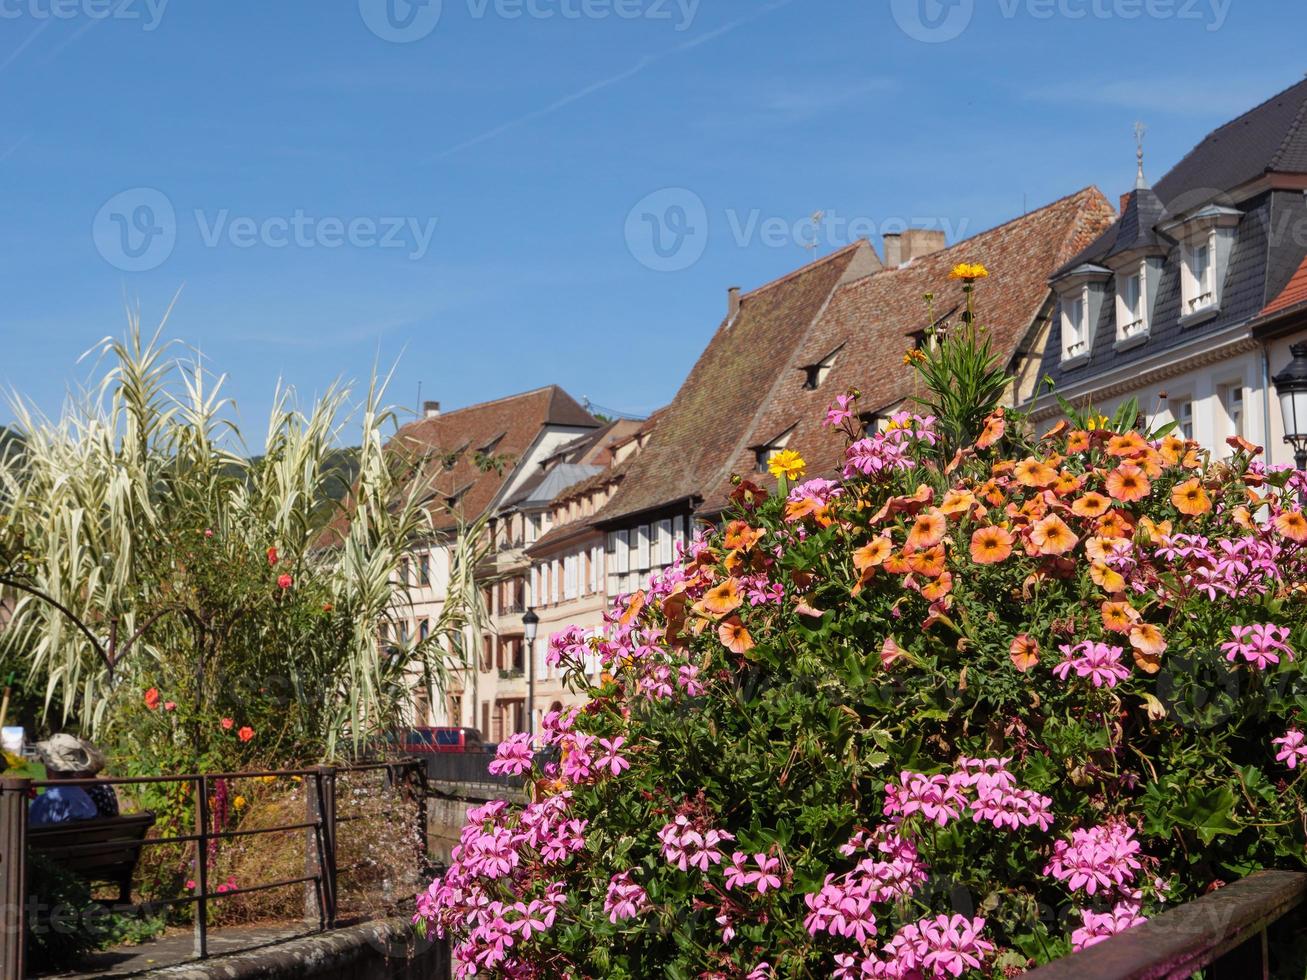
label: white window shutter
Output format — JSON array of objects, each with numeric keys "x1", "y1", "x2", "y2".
[
  {"x1": 551, "y1": 559, "x2": 560, "y2": 604},
  {"x1": 658, "y1": 519, "x2": 673, "y2": 565},
  {"x1": 637, "y1": 525, "x2": 651, "y2": 570},
  {"x1": 616, "y1": 530, "x2": 630, "y2": 573}
]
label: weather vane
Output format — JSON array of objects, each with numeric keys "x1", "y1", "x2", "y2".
[{"x1": 1134, "y1": 121, "x2": 1148, "y2": 189}]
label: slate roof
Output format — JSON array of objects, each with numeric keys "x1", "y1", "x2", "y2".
[
  {"x1": 596, "y1": 187, "x2": 1115, "y2": 523},
  {"x1": 594, "y1": 241, "x2": 877, "y2": 525},
  {"x1": 387, "y1": 386, "x2": 598, "y2": 531},
  {"x1": 1037, "y1": 79, "x2": 1307, "y2": 397}
]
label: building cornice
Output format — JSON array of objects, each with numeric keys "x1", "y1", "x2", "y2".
[{"x1": 1028, "y1": 322, "x2": 1259, "y2": 420}]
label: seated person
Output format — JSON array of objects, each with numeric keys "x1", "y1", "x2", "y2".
[{"x1": 29, "y1": 734, "x2": 117, "y2": 825}]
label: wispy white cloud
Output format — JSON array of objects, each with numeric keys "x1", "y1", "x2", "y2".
[{"x1": 428, "y1": 0, "x2": 799, "y2": 161}]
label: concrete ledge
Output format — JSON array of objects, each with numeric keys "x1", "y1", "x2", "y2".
[{"x1": 140, "y1": 918, "x2": 448, "y2": 980}]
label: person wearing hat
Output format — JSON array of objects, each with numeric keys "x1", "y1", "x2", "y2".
[{"x1": 29, "y1": 734, "x2": 118, "y2": 825}]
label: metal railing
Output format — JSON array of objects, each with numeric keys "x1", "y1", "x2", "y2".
[
  {"x1": 1024, "y1": 870, "x2": 1307, "y2": 979},
  {"x1": 0, "y1": 759, "x2": 431, "y2": 978}
]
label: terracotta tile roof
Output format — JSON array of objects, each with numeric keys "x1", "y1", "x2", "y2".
[
  {"x1": 595, "y1": 242, "x2": 878, "y2": 525},
  {"x1": 388, "y1": 386, "x2": 598, "y2": 531},
  {"x1": 597, "y1": 188, "x2": 1115, "y2": 522},
  {"x1": 1260, "y1": 253, "x2": 1307, "y2": 319}
]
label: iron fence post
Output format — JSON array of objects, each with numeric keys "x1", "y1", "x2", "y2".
[
  {"x1": 0, "y1": 777, "x2": 29, "y2": 980},
  {"x1": 193, "y1": 774, "x2": 209, "y2": 959},
  {"x1": 317, "y1": 766, "x2": 338, "y2": 929}
]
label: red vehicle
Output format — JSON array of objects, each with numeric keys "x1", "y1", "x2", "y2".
[{"x1": 402, "y1": 727, "x2": 483, "y2": 754}]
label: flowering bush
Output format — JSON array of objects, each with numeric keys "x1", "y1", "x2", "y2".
[{"x1": 417, "y1": 289, "x2": 1306, "y2": 976}]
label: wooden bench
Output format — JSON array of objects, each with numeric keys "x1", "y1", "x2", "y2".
[{"x1": 28, "y1": 812, "x2": 156, "y2": 906}]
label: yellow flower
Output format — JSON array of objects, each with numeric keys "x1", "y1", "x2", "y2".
[
  {"x1": 1086, "y1": 414, "x2": 1110, "y2": 431},
  {"x1": 902, "y1": 348, "x2": 927, "y2": 366},
  {"x1": 233, "y1": 795, "x2": 247, "y2": 810},
  {"x1": 767, "y1": 449, "x2": 806, "y2": 481},
  {"x1": 949, "y1": 262, "x2": 989, "y2": 281}
]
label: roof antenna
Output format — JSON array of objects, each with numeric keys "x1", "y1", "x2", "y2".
[
  {"x1": 1134, "y1": 121, "x2": 1148, "y2": 189},
  {"x1": 805, "y1": 211, "x2": 825, "y2": 262}
]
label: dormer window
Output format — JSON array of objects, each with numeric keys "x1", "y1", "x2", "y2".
[
  {"x1": 1162, "y1": 204, "x2": 1240, "y2": 325},
  {"x1": 801, "y1": 345, "x2": 842, "y2": 390},
  {"x1": 752, "y1": 427, "x2": 793, "y2": 472},
  {"x1": 1052, "y1": 264, "x2": 1111, "y2": 366},
  {"x1": 1109, "y1": 256, "x2": 1162, "y2": 348}
]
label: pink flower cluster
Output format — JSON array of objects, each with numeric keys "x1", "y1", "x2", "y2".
[
  {"x1": 487, "y1": 731, "x2": 534, "y2": 776},
  {"x1": 603, "y1": 870, "x2": 648, "y2": 923},
  {"x1": 833, "y1": 914, "x2": 996, "y2": 979},
  {"x1": 1045, "y1": 821, "x2": 1143, "y2": 897},
  {"x1": 1273, "y1": 729, "x2": 1307, "y2": 769},
  {"x1": 547, "y1": 623, "x2": 592, "y2": 669},
  {"x1": 805, "y1": 830, "x2": 923, "y2": 946},
  {"x1": 1070, "y1": 902, "x2": 1146, "y2": 951},
  {"x1": 882, "y1": 757, "x2": 1053, "y2": 832},
  {"x1": 657, "y1": 813, "x2": 734, "y2": 872},
  {"x1": 1221, "y1": 623, "x2": 1294, "y2": 671},
  {"x1": 415, "y1": 795, "x2": 580, "y2": 975},
  {"x1": 1052, "y1": 641, "x2": 1130, "y2": 688},
  {"x1": 1154, "y1": 533, "x2": 1284, "y2": 601},
  {"x1": 724, "y1": 851, "x2": 783, "y2": 895},
  {"x1": 842, "y1": 414, "x2": 937, "y2": 481}
]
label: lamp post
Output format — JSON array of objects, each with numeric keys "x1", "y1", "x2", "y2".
[
  {"x1": 522, "y1": 607, "x2": 539, "y2": 736},
  {"x1": 1272, "y1": 341, "x2": 1307, "y2": 503}
]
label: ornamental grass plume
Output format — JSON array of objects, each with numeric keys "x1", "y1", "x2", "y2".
[{"x1": 416, "y1": 275, "x2": 1306, "y2": 978}]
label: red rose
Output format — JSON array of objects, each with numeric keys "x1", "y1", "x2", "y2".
[
  {"x1": 267, "y1": 546, "x2": 279, "y2": 566},
  {"x1": 238, "y1": 726, "x2": 255, "y2": 743},
  {"x1": 277, "y1": 574, "x2": 293, "y2": 590},
  {"x1": 220, "y1": 717, "x2": 234, "y2": 730},
  {"x1": 144, "y1": 687, "x2": 160, "y2": 711}
]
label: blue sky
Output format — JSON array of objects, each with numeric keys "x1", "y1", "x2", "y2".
[{"x1": 0, "y1": 0, "x2": 1299, "y2": 443}]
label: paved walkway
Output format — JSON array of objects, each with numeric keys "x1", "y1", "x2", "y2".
[{"x1": 41, "y1": 922, "x2": 311, "y2": 978}]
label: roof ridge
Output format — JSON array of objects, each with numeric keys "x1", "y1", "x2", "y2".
[
  {"x1": 738, "y1": 240, "x2": 867, "y2": 302},
  {"x1": 1161, "y1": 76, "x2": 1307, "y2": 180},
  {"x1": 398, "y1": 385, "x2": 560, "y2": 428},
  {"x1": 1270, "y1": 84, "x2": 1307, "y2": 171},
  {"x1": 939, "y1": 186, "x2": 1106, "y2": 255}
]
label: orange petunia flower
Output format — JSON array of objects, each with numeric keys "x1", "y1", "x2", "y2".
[
  {"x1": 1158, "y1": 434, "x2": 1187, "y2": 464},
  {"x1": 920, "y1": 570, "x2": 954, "y2": 601},
  {"x1": 906, "y1": 508, "x2": 947, "y2": 550},
  {"x1": 697, "y1": 579, "x2": 742, "y2": 617},
  {"x1": 723, "y1": 520, "x2": 765, "y2": 551},
  {"x1": 1136, "y1": 516, "x2": 1172, "y2": 543},
  {"x1": 906, "y1": 544, "x2": 946, "y2": 578},
  {"x1": 1101, "y1": 600, "x2": 1140, "y2": 633},
  {"x1": 1106, "y1": 431, "x2": 1148, "y2": 458},
  {"x1": 1089, "y1": 561, "x2": 1126, "y2": 594},
  {"x1": 1029, "y1": 514, "x2": 1078, "y2": 556},
  {"x1": 1065, "y1": 430, "x2": 1091, "y2": 454},
  {"x1": 883, "y1": 551, "x2": 912, "y2": 575},
  {"x1": 1009, "y1": 633, "x2": 1039, "y2": 672},
  {"x1": 853, "y1": 537, "x2": 893, "y2": 572},
  {"x1": 1171, "y1": 478, "x2": 1212, "y2": 517},
  {"x1": 618, "y1": 590, "x2": 646, "y2": 626},
  {"x1": 969, "y1": 525, "x2": 1014, "y2": 564},
  {"x1": 940, "y1": 488, "x2": 978, "y2": 518},
  {"x1": 1105, "y1": 464, "x2": 1151, "y2": 503},
  {"x1": 1096, "y1": 510, "x2": 1135, "y2": 539},
  {"x1": 1129, "y1": 623, "x2": 1167, "y2": 673},
  {"x1": 1051, "y1": 471, "x2": 1084, "y2": 496},
  {"x1": 1014, "y1": 457, "x2": 1058, "y2": 488},
  {"x1": 1274, "y1": 509, "x2": 1307, "y2": 543},
  {"x1": 1071, "y1": 492, "x2": 1112, "y2": 518},
  {"x1": 976, "y1": 412, "x2": 1006, "y2": 449},
  {"x1": 718, "y1": 615, "x2": 755, "y2": 655}
]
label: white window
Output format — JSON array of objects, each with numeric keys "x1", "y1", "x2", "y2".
[
  {"x1": 615, "y1": 530, "x2": 630, "y2": 573},
  {"x1": 530, "y1": 566, "x2": 538, "y2": 605},
  {"x1": 657, "y1": 519, "x2": 673, "y2": 565},
  {"x1": 590, "y1": 544, "x2": 602, "y2": 593},
  {"x1": 753, "y1": 428, "x2": 794, "y2": 473},
  {"x1": 1221, "y1": 383, "x2": 1245, "y2": 441},
  {"x1": 1064, "y1": 294, "x2": 1087, "y2": 358},
  {"x1": 635, "y1": 525, "x2": 651, "y2": 571},
  {"x1": 673, "y1": 515, "x2": 685, "y2": 553},
  {"x1": 551, "y1": 559, "x2": 560, "y2": 604},
  {"x1": 564, "y1": 554, "x2": 578, "y2": 600},
  {"x1": 1172, "y1": 398, "x2": 1194, "y2": 441},
  {"x1": 1116, "y1": 270, "x2": 1146, "y2": 341},
  {"x1": 1184, "y1": 239, "x2": 1215, "y2": 314}
]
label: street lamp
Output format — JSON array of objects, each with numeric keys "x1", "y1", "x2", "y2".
[
  {"x1": 1273, "y1": 342, "x2": 1307, "y2": 483},
  {"x1": 522, "y1": 607, "x2": 539, "y2": 735}
]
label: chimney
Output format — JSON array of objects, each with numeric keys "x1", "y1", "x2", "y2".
[
  {"x1": 727, "y1": 286, "x2": 741, "y2": 319},
  {"x1": 900, "y1": 229, "x2": 947, "y2": 265},
  {"x1": 423, "y1": 400, "x2": 441, "y2": 419},
  {"x1": 883, "y1": 232, "x2": 903, "y2": 269}
]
